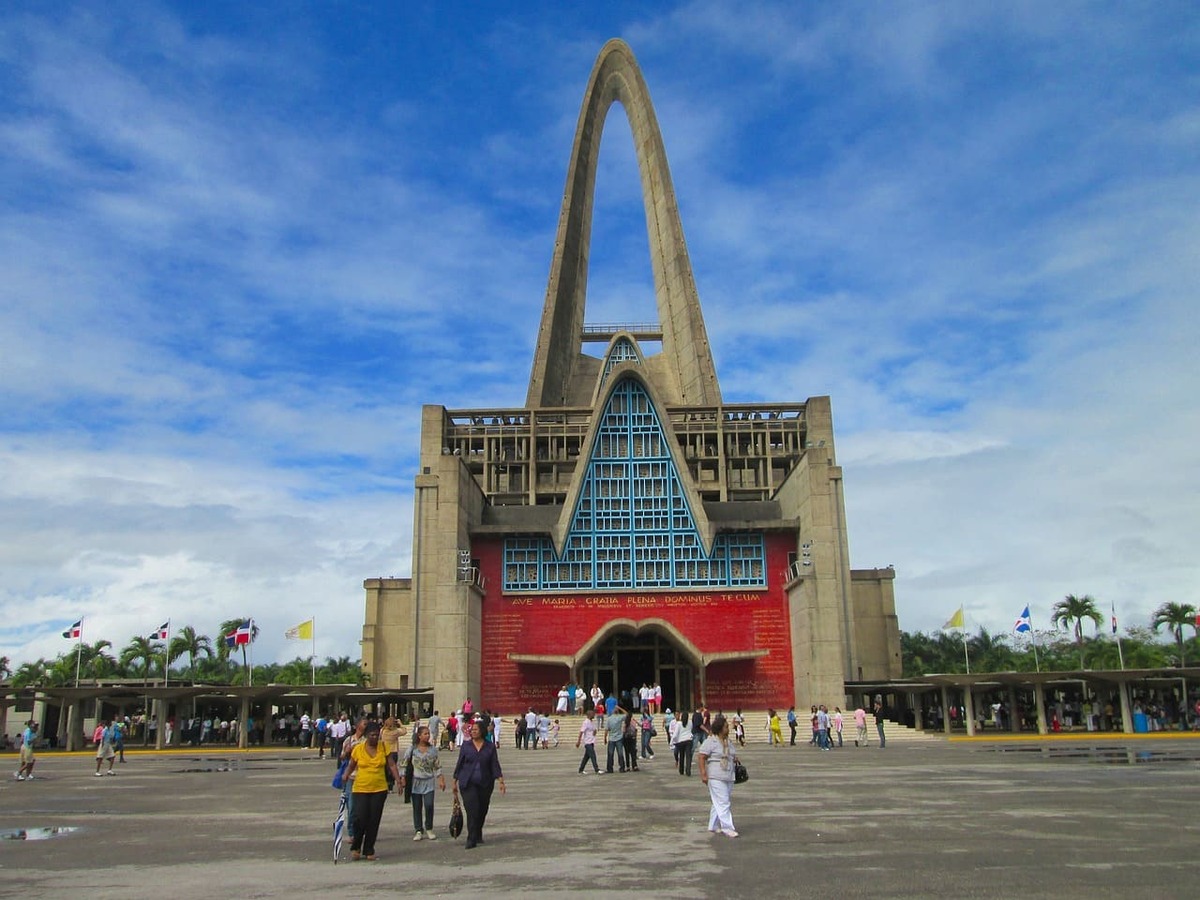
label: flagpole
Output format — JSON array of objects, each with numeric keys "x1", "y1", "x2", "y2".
[
  {"x1": 74, "y1": 617, "x2": 84, "y2": 687},
  {"x1": 311, "y1": 616, "x2": 316, "y2": 687},
  {"x1": 164, "y1": 621, "x2": 171, "y2": 689},
  {"x1": 1030, "y1": 610, "x2": 1041, "y2": 673},
  {"x1": 1112, "y1": 601, "x2": 1125, "y2": 670},
  {"x1": 249, "y1": 619, "x2": 255, "y2": 685}
]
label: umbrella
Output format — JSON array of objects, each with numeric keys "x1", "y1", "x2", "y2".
[{"x1": 333, "y1": 792, "x2": 348, "y2": 864}]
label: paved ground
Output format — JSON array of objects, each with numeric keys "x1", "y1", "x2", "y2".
[{"x1": 2, "y1": 734, "x2": 1198, "y2": 899}]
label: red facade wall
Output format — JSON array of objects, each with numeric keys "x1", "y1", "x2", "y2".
[{"x1": 475, "y1": 532, "x2": 796, "y2": 712}]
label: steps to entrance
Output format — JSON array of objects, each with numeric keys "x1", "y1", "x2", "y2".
[{"x1": 503, "y1": 709, "x2": 945, "y2": 745}]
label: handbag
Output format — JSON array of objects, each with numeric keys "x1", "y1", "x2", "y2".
[
  {"x1": 733, "y1": 760, "x2": 749, "y2": 784},
  {"x1": 331, "y1": 758, "x2": 350, "y2": 790},
  {"x1": 448, "y1": 795, "x2": 464, "y2": 839},
  {"x1": 403, "y1": 756, "x2": 414, "y2": 804}
]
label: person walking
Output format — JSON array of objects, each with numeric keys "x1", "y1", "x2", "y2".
[
  {"x1": 697, "y1": 714, "x2": 739, "y2": 838},
  {"x1": 401, "y1": 724, "x2": 445, "y2": 841},
  {"x1": 787, "y1": 707, "x2": 797, "y2": 745},
  {"x1": 767, "y1": 709, "x2": 783, "y2": 747},
  {"x1": 675, "y1": 710, "x2": 695, "y2": 776},
  {"x1": 577, "y1": 708, "x2": 601, "y2": 774},
  {"x1": 452, "y1": 714, "x2": 505, "y2": 849},
  {"x1": 15, "y1": 721, "x2": 38, "y2": 781},
  {"x1": 833, "y1": 708, "x2": 845, "y2": 748},
  {"x1": 343, "y1": 721, "x2": 400, "y2": 861},
  {"x1": 94, "y1": 721, "x2": 116, "y2": 776},
  {"x1": 874, "y1": 701, "x2": 887, "y2": 748}
]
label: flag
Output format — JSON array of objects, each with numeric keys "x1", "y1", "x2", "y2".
[
  {"x1": 332, "y1": 791, "x2": 347, "y2": 863},
  {"x1": 151, "y1": 621, "x2": 170, "y2": 641},
  {"x1": 285, "y1": 618, "x2": 314, "y2": 641},
  {"x1": 225, "y1": 620, "x2": 254, "y2": 647},
  {"x1": 1013, "y1": 606, "x2": 1032, "y2": 634},
  {"x1": 942, "y1": 607, "x2": 965, "y2": 630},
  {"x1": 1111, "y1": 602, "x2": 1118, "y2": 635},
  {"x1": 62, "y1": 619, "x2": 82, "y2": 639},
  {"x1": 1195, "y1": 611, "x2": 1200, "y2": 629}
]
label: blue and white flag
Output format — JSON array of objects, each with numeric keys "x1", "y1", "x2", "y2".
[{"x1": 1013, "y1": 606, "x2": 1033, "y2": 634}]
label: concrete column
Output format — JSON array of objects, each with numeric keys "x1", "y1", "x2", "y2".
[
  {"x1": 1034, "y1": 686, "x2": 1048, "y2": 734},
  {"x1": 238, "y1": 695, "x2": 250, "y2": 750},
  {"x1": 1007, "y1": 686, "x2": 1019, "y2": 732},
  {"x1": 65, "y1": 700, "x2": 82, "y2": 751},
  {"x1": 941, "y1": 686, "x2": 952, "y2": 735},
  {"x1": 964, "y1": 685, "x2": 976, "y2": 737},
  {"x1": 154, "y1": 699, "x2": 165, "y2": 749},
  {"x1": 1118, "y1": 681, "x2": 1134, "y2": 734}
]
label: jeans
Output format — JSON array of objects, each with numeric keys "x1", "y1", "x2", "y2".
[
  {"x1": 676, "y1": 739, "x2": 693, "y2": 775},
  {"x1": 789, "y1": 722, "x2": 797, "y2": 745},
  {"x1": 606, "y1": 738, "x2": 626, "y2": 772},
  {"x1": 623, "y1": 735, "x2": 638, "y2": 769},
  {"x1": 579, "y1": 744, "x2": 599, "y2": 773},
  {"x1": 876, "y1": 722, "x2": 886, "y2": 747},
  {"x1": 641, "y1": 729, "x2": 653, "y2": 758},
  {"x1": 411, "y1": 789, "x2": 435, "y2": 833}
]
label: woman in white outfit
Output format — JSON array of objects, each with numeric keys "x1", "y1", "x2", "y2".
[{"x1": 697, "y1": 714, "x2": 738, "y2": 837}]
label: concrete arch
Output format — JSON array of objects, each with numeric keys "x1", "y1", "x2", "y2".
[
  {"x1": 526, "y1": 39, "x2": 722, "y2": 409},
  {"x1": 575, "y1": 617, "x2": 705, "y2": 668}
]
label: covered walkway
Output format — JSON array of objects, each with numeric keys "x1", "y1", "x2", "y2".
[{"x1": 851, "y1": 666, "x2": 1200, "y2": 736}]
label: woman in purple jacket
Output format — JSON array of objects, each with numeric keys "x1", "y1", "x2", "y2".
[{"x1": 452, "y1": 714, "x2": 506, "y2": 849}]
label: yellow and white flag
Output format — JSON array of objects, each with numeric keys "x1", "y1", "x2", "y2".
[
  {"x1": 942, "y1": 606, "x2": 965, "y2": 631},
  {"x1": 285, "y1": 618, "x2": 314, "y2": 640}
]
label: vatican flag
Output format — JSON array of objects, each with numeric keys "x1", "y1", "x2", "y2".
[
  {"x1": 285, "y1": 618, "x2": 314, "y2": 641},
  {"x1": 942, "y1": 606, "x2": 965, "y2": 631}
]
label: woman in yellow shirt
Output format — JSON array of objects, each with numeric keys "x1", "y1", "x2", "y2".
[{"x1": 342, "y1": 721, "x2": 401, "y2": 860}]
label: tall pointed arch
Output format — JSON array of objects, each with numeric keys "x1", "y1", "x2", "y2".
[{"x1": 526, "y1": 39, "x2": 722, "y2": 409}]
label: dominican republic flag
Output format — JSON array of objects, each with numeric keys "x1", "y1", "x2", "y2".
[
  {"x1": 62, "y1": 619, "x2": 82, "y2": 640},
  {"x1": 225, "y1": 620, "x2": 253, "y2": 647},
  {"x1": 152, "y1": 621, "x2": 170, "y2": 641},
  {"x1": 1013, "y1": 606, "x2": 1032, "y2": 634}
]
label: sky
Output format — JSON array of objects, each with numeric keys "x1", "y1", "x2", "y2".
[{"x1": 2, "y1": 1, "x2": 1198, "y2": 670}]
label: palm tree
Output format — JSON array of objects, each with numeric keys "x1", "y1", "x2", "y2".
[
  {"x1": 1151, "y1": 602, "x2": 1197, "y2": 667},
  {"x1": 120, "y1": 636, "x2": 161, "y2": 684},
  {"x1": 320, "y1": 655, "x2": 369, "y2": 686},
  {"x1": 169, "y1": 626, "x2": 213, "y2": 681},
  {"x1": 967, "y1": 627, "x2": 1016, "y2": 672},
  {"x1": 76, "y1": 640, "x2": 119, "y2": 680},
  {"x1": 11, "y1": 658, "x2": 49, "y2": 688},
  {"x1": 1050, "y1": 594, "x2": 1103, "y2": 669}
]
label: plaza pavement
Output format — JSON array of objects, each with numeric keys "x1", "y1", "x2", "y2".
[{"x1": 1, "y1": 732, "x2": 1198, "y2": 899}]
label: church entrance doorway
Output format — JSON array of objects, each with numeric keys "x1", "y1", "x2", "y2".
[{"x1": 577, "y1": 631, "x2": 693, "y2": 712}]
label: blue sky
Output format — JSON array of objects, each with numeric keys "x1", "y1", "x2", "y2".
[{"x1": 2, "y1": 2, "x2": 1198, "y2": 669}]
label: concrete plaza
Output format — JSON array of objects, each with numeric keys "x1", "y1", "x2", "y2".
[{"x1": 1, "y1": 733, "x2": 1197, "y2": 899}]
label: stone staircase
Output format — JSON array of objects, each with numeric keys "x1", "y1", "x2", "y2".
[{"x1": 524, "y1": 709, "x2": 945, "y2": 745}]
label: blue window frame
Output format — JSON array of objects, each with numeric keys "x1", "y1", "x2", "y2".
[{"x1": 503, "y1": 378, "x2": 766, "y2": 591}]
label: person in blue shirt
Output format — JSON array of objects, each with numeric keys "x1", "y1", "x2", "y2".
[{"x1": 16, "y1": 722, "x2": 38, "y2": 780}]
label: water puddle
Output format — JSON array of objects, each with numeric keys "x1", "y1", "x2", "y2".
[
  {"x1": 175, "y1": 759, "x2": 278, "y2": 773},
  {"x1": 990, "y1": 746, "x2": 1200, "y2": 765},
  {"x1": 1, "y1": 826, "x2": 81, "y2": 841}
]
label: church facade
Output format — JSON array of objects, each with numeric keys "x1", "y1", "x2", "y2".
[{"x1": 362, "y1": 40, "x2": 901, "y2": 714}]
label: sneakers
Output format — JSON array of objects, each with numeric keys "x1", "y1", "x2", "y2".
[
  {"x1": 723, "y1": 829, "x2": 739, "y2": 838},
  {"x1": 94, "y1": 772, "x2": 103, "y2": 777},
  {"x1": 15, "y1": 774, "x2": 24, "y2": 781},
  {"x1": 413, "y1": 832, "x2": 424, "y2": 841},
  {"x1": 425, "y1": 830, "x2": 437, "y2": 841},
  {"x1": 106, "y1": 770, "x2": 116, "y2": 775}
]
